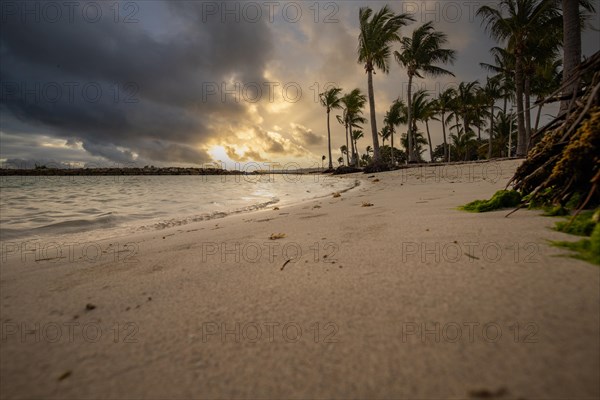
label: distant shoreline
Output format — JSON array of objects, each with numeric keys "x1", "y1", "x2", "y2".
[
  {"x1": 0, "y1": 158, "x2": 525, "y2": 176},
  {"x1": 0, "y1": 167, "x2": 324, "y2": 176}
]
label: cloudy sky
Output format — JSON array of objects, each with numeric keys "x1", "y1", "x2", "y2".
[{"x1": 1, "y1": 0, "x2": 598, "y2": 169}]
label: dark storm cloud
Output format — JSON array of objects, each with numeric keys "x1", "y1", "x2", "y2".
[{"x1": 0, "y1": 0, "x2": 274, "y2": 165}]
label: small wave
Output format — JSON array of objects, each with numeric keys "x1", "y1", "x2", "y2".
[
  {"x1": 136, "y1": 198, "x2": 280, "y2": 231},
  {"x1": 22, "y1": 215, "x2": 122, "y2": 238}
]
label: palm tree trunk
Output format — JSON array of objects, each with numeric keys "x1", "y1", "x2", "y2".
[
  {"x1": 426, "y1": 120, "x2": 434, "y2": 162},
  {"x1": 561, "y1": 0, "x2": 581, "y2": 112},
  {"x1": 326, "y1": 110, "x2": 333, "y2": 169},
  {"x1": 441, "y1": 111, "x2": 448, "y2": 162},
  {"x1": 348, "y1": 123, "x2": 356, "y2": 167},
  {"x1": 488, "y1": 103, "x2": 494, "y2": 159},
  {"x1": 407, "y1": 74, "x2": 415, "y2": 162},
  {"x1": 345, "y1": 123, "x2": 350, "y2": 166},
  {"x1": 390, "y1": 125, "x2": 394, "y2": 167},
  {"x1": 534, "y1": 99, "x2": 543, "y2": 132},
  {"x1": 515, "y1": 54, "x2": 527, "y2": 157},
  {"x1": 524, "y1": 76, "x2": 532, "y2": 149},
  {"x1": 367, "y1": 68, "x2": 380, "y2": 163}
]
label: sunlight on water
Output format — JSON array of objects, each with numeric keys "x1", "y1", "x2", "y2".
[{"x1": 0, "y1": 174, "x2": 357, "y2": 241}]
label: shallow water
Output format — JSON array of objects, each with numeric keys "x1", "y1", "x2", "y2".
[{"x1": 0, "y1": 174, "x2": 356, "y2": 241}]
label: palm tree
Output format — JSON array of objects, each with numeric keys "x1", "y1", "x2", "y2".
[
  {"x1": 483, "y1": 76, "x2": 503, "y2": 158},
  {"x1": 394, "y1": 21, "x2": 456, "y2": 163},
  {"x1": 352, "y1": 130, "x2": 365, "y2": 163},
  {"x1": 358, "y1": 5, "x2": 413, "y2": 166},
  {"x1": 410, "y1": 90, "x2": 438, "y2": 162},
  {"x1": 477, "y1": 0, "x2": 560, "y2": 157},
  {"x1": 560, "y1": 0, "x2": 596, "y2": 111},
  {"x1": 338, "y1": 89, "x2": 368, "y2": 167},
  {"x1": 532, "y1": 56, "x2": 562, "y2": 132},
  {"x1": 450, "y1": 129, "x2": 478, "y2": 161},
  {"x1": 493, "y1": 111, "x2": 517, "y2": 157},
  {"x1": 481, "y1": 46, "x2": 515, "y2": 115},
  {"x1": 336, "y1": 114, "x2": 350, "y2": 166},
  {"x1": 384, "y1": 99, "x2": 406, "y2": 166},
  {"x1": 379, "y1": 126, "x2": 391, "y2": 147},
  {"x1": 455, "y1": 81, "x2": 480, "y2": 139},
  {"x1": 435, "y1": 87, "x2": 456, "y2": 162},
  {"x1": 401, "y1": 131, "x2": 428, "y2": 161},
  {"x1": 340, "y1": 145, "x2": 348, "y2": 164},
  {"x1": 319, "y1": 87, "x2": 343, "y2": 170}
]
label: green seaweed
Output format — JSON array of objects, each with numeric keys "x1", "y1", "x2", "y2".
[
  {"x1": 460, "y1": 190, "x2": 522, "y2": 212},
  {"x1": 552, "y1": 223, "x2": 600, "y2": 266},
  {"x1": 542, "y1": 205, "x2": 569, "y2": 216},
  {"x1": 554, "y1": 210, "x2": 597, "y2": 236}
]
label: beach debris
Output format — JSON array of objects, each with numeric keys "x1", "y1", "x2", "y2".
[
  {"x1": 269, "y1": 233, "x2": 286, "y2": 240},
  {"x1": 368, "y1": 175, "x2": 375, "y2": 178},
  {"x1": 85, "y1": 303, "x2": 96, "y2": 311},
  {"x1": 273, "y1": 207, "x2": 280, "y2": 211},
  {"x1": 509, "y1": 53, "x2": 600, "y2": 212},
  {"x1": 373, "y1": 179, "x2": 380, "y2": 183},
  {"x1": 464, "y1": 253, "x2": 480, "y2": 260},
  {"x1": 333, "y1": 192, "x2": 341, "y2": 198},
  {"x1": 313, "y1": 205, "x2": 322, "y2": 209},
  {"x1": 280, "y1": 259, "x2": 292, "y2": 271},
  {"x1": 362, "y1": 202, "x2": 374, "y2": 207},
  {"x1": 58, "y1": 371, "x2": 72, "y2": 381}
]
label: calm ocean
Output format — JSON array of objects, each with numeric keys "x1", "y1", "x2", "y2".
[{"x1": 0, "y1": 174, "x2": 357, "y2": 242}]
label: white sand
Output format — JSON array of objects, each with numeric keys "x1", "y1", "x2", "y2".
[{"x1": 1, "y1": 159, "x2": 598, "y2": 399}]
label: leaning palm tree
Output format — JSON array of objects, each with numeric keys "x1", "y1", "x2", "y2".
[
  {"x1": 435, "y1": 87, "x2": 456, "y2": 162},
  {"x1": 358, "y1": 5, "x2": 413, "y2": 167},
  {"x1": 394, "y1": 21, "x2": 456, "y2": 163},
  {"x1": 319, "y1": 87, "x2": 343, "y2": 170},
  {"x1": 477, "y1": 0, "x2": 560, "y2": 156}
]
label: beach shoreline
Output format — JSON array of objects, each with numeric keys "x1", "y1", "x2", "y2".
[{"x1": 1, "y1": 159, "x2": 598, "y2": 399}]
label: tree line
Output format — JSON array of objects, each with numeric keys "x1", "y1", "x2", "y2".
[{"x1": 319, "y1": 0, "x2": 596, "y2": 171}]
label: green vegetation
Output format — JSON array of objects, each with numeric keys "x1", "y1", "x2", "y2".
[
  {"x1": 461, "y1": 190, "x2": 522, "y2": 212},
  {"x1": 555, "y1": 210, "x2": 598, "y2": 236},
  {"x1": 553, "y1": 222, "x2": 600, "y2": 266}
]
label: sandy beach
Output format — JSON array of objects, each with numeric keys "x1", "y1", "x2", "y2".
[{"x1": 1, "y1": 159, "x2": 598, "y2": 399}]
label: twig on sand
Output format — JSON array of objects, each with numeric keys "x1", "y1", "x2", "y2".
[{"x1": 280, "y1": 259, "x2": 292, "y2": 271}]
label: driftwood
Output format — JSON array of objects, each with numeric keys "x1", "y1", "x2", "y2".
[{"x1": 508, "y1": 51, "x2": 600, "y2": 212}]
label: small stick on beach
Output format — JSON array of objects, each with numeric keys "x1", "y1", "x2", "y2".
[{"x1": 281, "y1": 259, "x2": 292, "y2": 271}]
